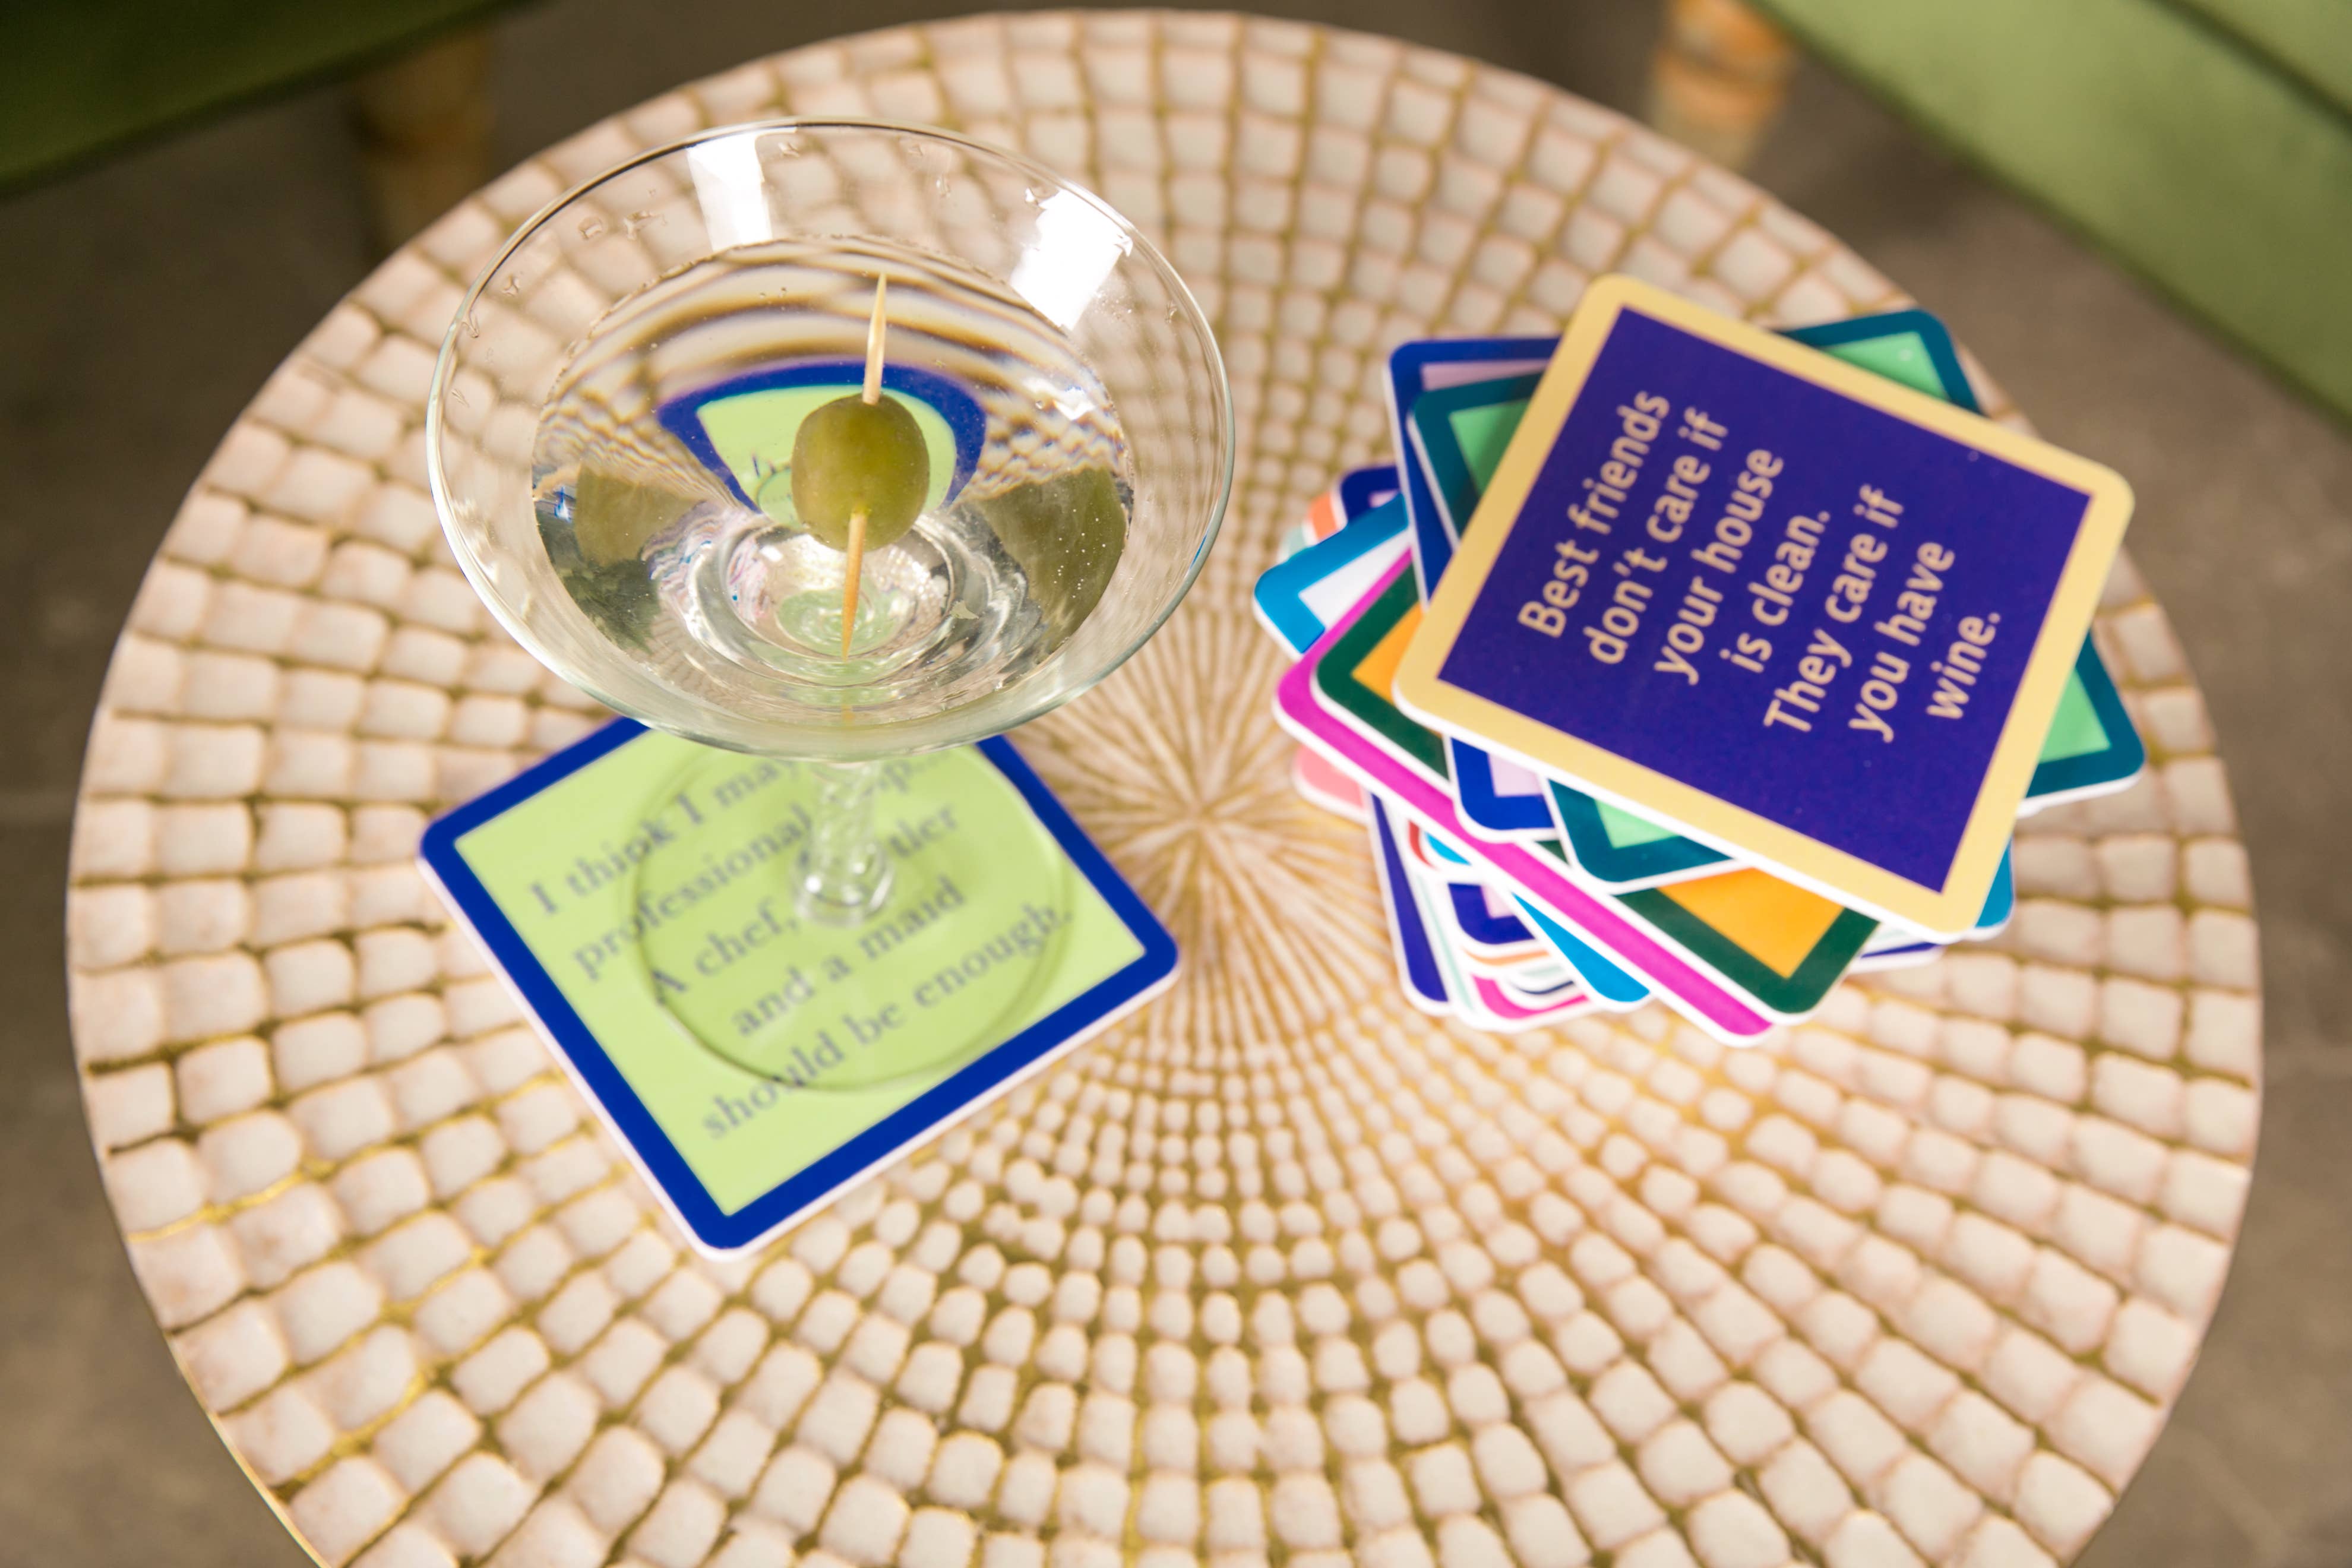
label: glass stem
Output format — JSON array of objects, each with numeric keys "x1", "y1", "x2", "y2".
[{"x1": 796, "y1": 757, "x2": 894, "y2": 924}]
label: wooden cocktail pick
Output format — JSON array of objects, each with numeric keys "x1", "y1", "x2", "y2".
[
  {"x1": 788, "y1": 272, "x2": 927, "y2": 656},
  {"x1": 842, "y1": 274, "x2": 889, "y2": 654}
]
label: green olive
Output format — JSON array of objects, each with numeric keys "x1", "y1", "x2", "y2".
[
  {"x1": 788, "y1": 393, "x2": 931, "y2": 551},
  {"x1": 572, "y1": 464, "x2": 695, "y2": 566},
  {"x1": 979, "y1": 465, "x2": 1127, "y2": 638}
]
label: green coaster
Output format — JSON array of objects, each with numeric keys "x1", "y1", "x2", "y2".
[{"x1": 423, "y1": 722, "x2": 1174, "y2": 1255}]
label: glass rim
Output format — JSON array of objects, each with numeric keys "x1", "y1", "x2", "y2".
[{"x1": 425, "y1": 115, "x2": 1235, "y2": 757}]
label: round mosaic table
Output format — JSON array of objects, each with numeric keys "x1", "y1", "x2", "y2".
[{"x1": 66, "y1": 15, "x2": 2261, "y2": 1568}]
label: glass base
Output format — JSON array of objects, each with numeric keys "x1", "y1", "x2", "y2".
[{"x1": 622, "y1": 743, "x2": 1075, "y2": 1090}]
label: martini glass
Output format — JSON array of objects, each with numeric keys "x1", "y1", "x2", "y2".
[{"x1": 428, "y1": 122, "x2": 1231, "y2": 936}]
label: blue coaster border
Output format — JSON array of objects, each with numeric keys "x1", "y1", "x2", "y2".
[
  {"x1": 1253, "y1": 496, "x2": 1408, "y2": 656},
  {"x1": 1338, "y1": 462, "x2": 1401, "y2": 519},
  {"x1": 1415, "y1": 310, "x2": 2136, "y2": 856},
  {"x1": 421, "y1": 719, "x2": 1177, "y2": 1255},
  {"x1": 1447, "y1": 881, "x2": 1535, "y2": 950},
  {"x1": 1369, "y1": 796, "x2": 1453, "y2": 1012},
  {"x1": 1385, "y1": 335, "x2": 1558, "y2": 600},
  {"x1": 1448, "y1": 743, "x2": 1557, "y2": 839}
]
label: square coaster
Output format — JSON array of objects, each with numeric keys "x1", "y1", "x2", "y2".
[
  {"x1": 1776, "y1": 309, "x2": 1979, "y2": 404},
  {"x1": 1340, "y1": 462, "x2": 1402, "y2": 520},
  {"x1": 1411, "y1": 370, "x2": 1547, "y2": 549},
  {"x1": 1386, "y1": 336, "x2": 1557, "y2": 597},
  {"x1": 1254, "y1": 495, "x2": 1411, "y2": 656},
  {"x1": 1611, "y1": 869, "x2": 1878, "y2": 1023},
  {"x1": 1408, "y1": 371, "x2": 1577, "y2": 842},
  {"x1": 1404, "y1": 856, "x2": 1592, "y2": 1033},
  {"x1": 1368, "y1": 795, "x2": 1455, "y2": 1017},
  {"x1": 1403, "y1": 310, "x2": 2019, "y2": 848},
  {"x1": 1460, "y1": 314, "x2": 2140, "y2": 883},
  {"x1": 422, "y1": 720, "x2": 1175, "y2": 1256},
  {"x1": 1405, "y1": 311, "x2": 2142, "y2": 885},
  {"x1": 1441, "y1": 880, "x2": 1546, "y2": 961},
  {"x1": 1276, "y1": 463, "x2": 1399, "y2": 562},
  {"x1": 2016, "y1": 633, "x2": 2146, "y2": 810},
  {"x1": 1396, "y1": 276, "x2": 2133, "y2": 936},
  {"x1": 1292, "y1": 746, "x2": 1368, "y2": 822},
  {"x1": 1548, "y1": 784, "x2": 1733, "y2": 889}
]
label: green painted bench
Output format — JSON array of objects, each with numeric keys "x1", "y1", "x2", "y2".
[{"x1": 1739, "y1": 0, "x2": 2352, "y2": 422}]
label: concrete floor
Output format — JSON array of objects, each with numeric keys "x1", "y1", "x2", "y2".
[{"x1": 2, "y1": 2, "x2": 2347, "y2": 1564}]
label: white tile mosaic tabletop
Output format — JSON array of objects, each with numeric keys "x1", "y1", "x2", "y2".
[{"x1": 65, "y1": 14, "x2": 2260, "y2": 1568}]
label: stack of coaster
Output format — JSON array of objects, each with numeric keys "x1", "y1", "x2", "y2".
[{"x1": 1255, "y1": 276, "x2": 2144, "y2": 1042}]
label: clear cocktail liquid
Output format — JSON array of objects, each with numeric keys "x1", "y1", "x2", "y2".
[{"x1": 530, "y1": 239, "x2": 1132, "y2": 735}]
